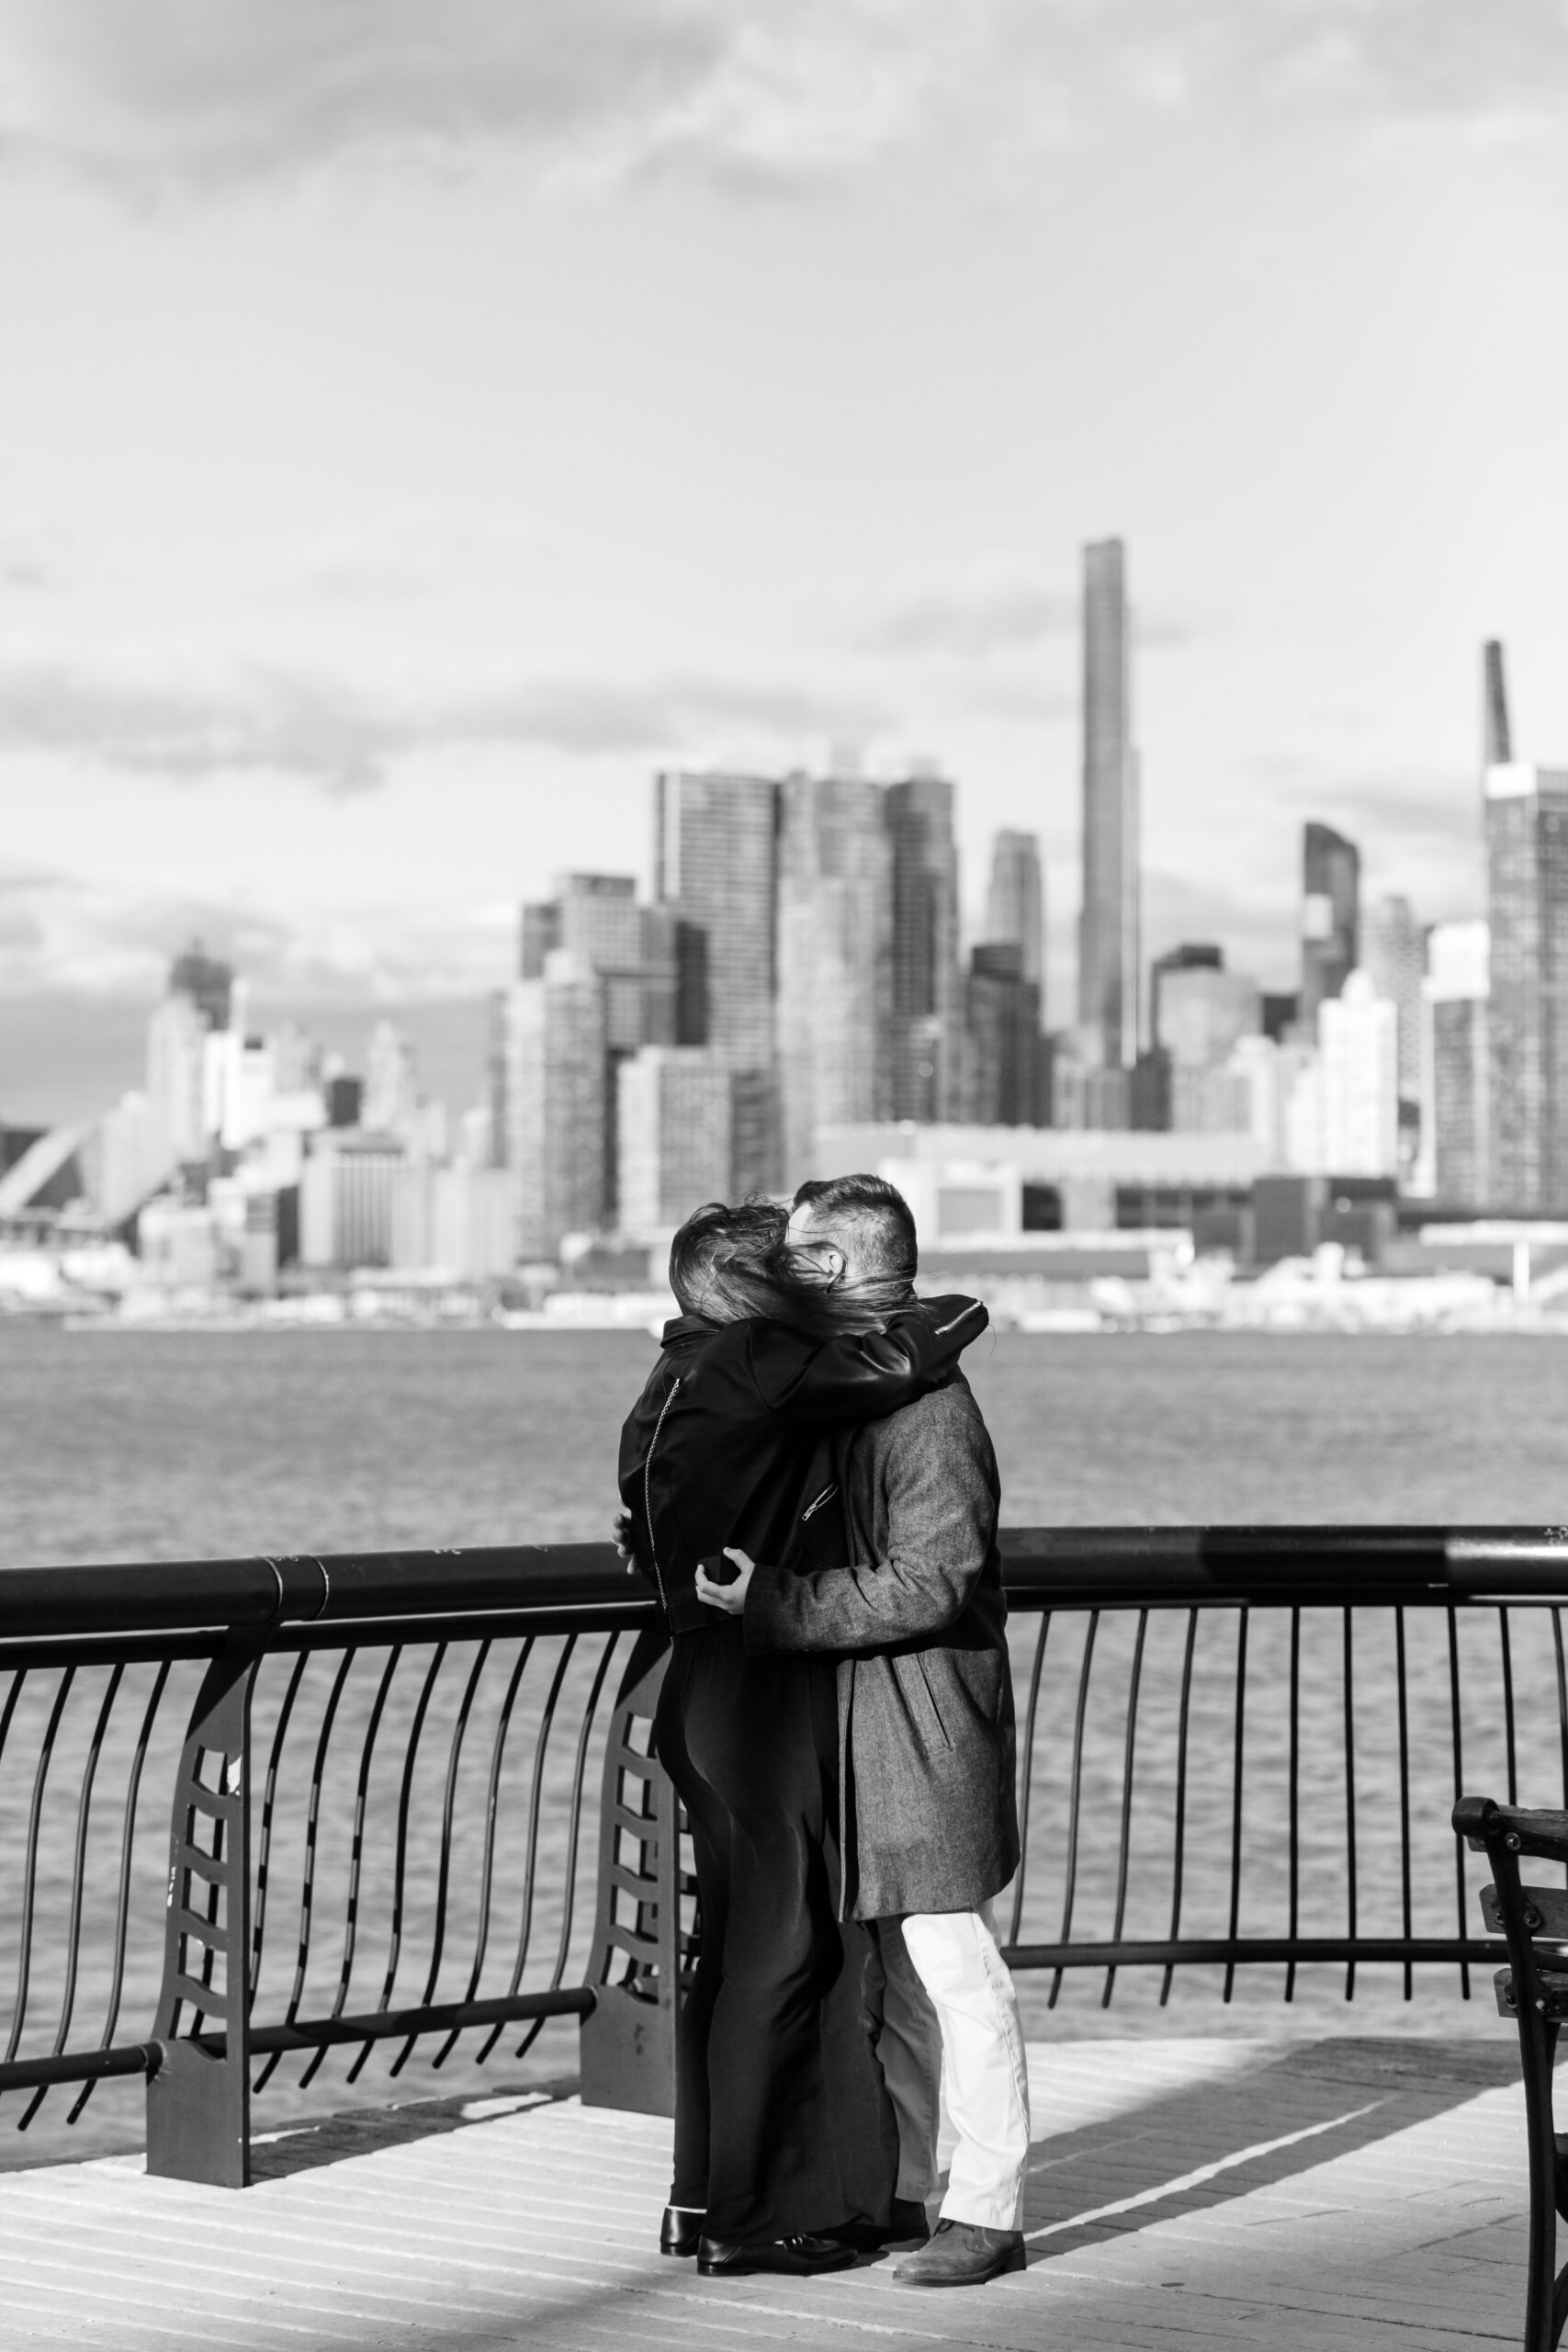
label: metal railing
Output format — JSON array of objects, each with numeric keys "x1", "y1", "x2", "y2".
[{"x1": 2, "y1": 1526, "x2": 1565, "y2": 2184}]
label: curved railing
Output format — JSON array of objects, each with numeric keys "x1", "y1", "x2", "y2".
[{"x1": 2, "y1": 1526, "x2": 1565, "y2": 2183}]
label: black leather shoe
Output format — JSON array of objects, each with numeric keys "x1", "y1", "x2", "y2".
[
  {"x1": 697, "y1": 2232, "x2": 859, "y2": 2277},
  {"x1": 660, "y1": 2206, "x2": 704, "y2": 2257}
]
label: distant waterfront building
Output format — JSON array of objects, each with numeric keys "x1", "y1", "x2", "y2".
[
  {"x1": 985, "y1": 831, "x2": 1045, "y2": 1001},
  {"x1": 1422, "y1": 918, "x2": 1490, "y2": 1204},
  {"x1": 1077, "y1": 538, "x2": 1140, "y2": 1069},
  {"x1": 299, "y1": 1130, "x2": 407, "y2": 1270},
  {"x1": 1485, "y1": 752, "x2": 1568, "y2": 1208},
  {"x1": 1153, "y1": 952, "x2": 1261, "y2": 1073},
  {"x1": 1320, "y1": 969, "x2": 1399, "y2": 1176},
  {"x1": 145, "y1": 992, "x2": 209, "y2": 1163},
  {"x1": 886, "y1": 767, "x2": 963, "y2": 1123},
  {"x1": 391, "y1": 1165, "x2": 517, "y2": 1279},
  {"x1": 617, "y1": 1046, "x2": 733, "y2": 1235},
  {"x1": 654, "y1": 769, "x2": 780, "y2": 1190},
  {"x1": 1362, "y1": 894, "x2": 1425, "y2": 1103},
  {"x1": 495, "y1": 952, "x2": 608, "y2": 1257},
  {"x1": 363, "y1": 1020, "x2": 419, "y2": 1136},
  {"x1": 776, "y1": 771, "x2": 892, "y2": 1184},
  {"x1": 963, "y1": 944, "x2": 1043, "y2": 1126},
  {"x1": 167, "y1": 942, "x2": 234, "y2": 1033},
  {"x1": 1299, "y1": 822, "x2": 1360, "y2": 1027}
]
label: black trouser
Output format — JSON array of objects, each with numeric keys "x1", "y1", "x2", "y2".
[{"x1": 656, "y1": 1617, "x2": 897, "y2": 2245}]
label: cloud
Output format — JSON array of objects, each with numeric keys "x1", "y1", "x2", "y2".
[
  {"x1": 0, "y1": 652, "x2": 886, "y2": 792},
  {"x1": 854, "y1": 575, "x2": 1212, "y2": 662},
  {"x1": 0, "y1": 0, "x2": 977, "y2": 198}
]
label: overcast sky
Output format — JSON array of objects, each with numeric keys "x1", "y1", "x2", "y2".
[{"x1": 4, "y1": 0, "x2": 1567, "y2": 1122}]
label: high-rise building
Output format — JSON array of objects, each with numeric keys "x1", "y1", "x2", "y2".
[
  {"x1": 776, "y1": 772, "x2": 892, "y2": 1185},
  {"x1": 1078, "y1": 538, "x2": 1140, "y2": 1069},
  {"x1": 299, "y1": 1130, "x2": 406, "y2": 1269},
  {"x1": 1152, "y1": 951, "x2": 1261, "y2": 1072},
  {"x1": 1362, "y1": 896, "x2": 1425, "y2": 1104},
  {"x1": 145, "y1": 992, "x2": 209, "y2": 1163},
  {"x1": 617, "y1": 1047, "x2": 734, "y2": 1235},
  {"x1": 495, "y1": 952, "x2": 607, "y2": 1257},
  {"x1": 1320, "y1": 969, "x2": 1399, "y2": 1176},
  {"x1": 363, "y1": 1020, "x2": 419, "y2": 1136},
  {"x1": 886, "y1": 768, "x2": 962, "y2": 1123},
  {"x1": 963, "y1": 944, "x2": 1042, "y2": 1125},
  {"x1": 167, "y1": 942, "x2": 234, "y2": 1033},
  {"x1": 654, "y1": 770, "x2": 780, "y2": 1190},
  {"x1": 1422, "y1": 919, "x2": 1490, "y2": 1204},
  {"x1": 1300, "y1": 822, "x2": 1360, "y2": 1026},
  {"x1": 985, "y1": 831, "x2": 1045, "y2": 1002},
  {"x1": 1485, "y1": 757, "x2": 1568, "y2": 1208}
]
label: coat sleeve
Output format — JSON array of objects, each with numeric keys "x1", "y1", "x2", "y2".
[
  {"x1": 744, "y1": 1295, "x2": 986, "y2": 1430},
  {"x1": 744, "y1": 1401, "x2": 997, "y2": 1655}
]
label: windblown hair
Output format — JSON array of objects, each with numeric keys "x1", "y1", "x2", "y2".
[
  {"x1": 669, "y1": 1199, "x2": 843, "y2": 1332},
  {"x1": 790, "y1": 1172, "x2": 919, "y2": 1289}
]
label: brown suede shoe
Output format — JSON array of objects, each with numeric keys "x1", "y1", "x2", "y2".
[{"x1": 891, "y1": 2218, "x2": 1026, "y2": 2287}]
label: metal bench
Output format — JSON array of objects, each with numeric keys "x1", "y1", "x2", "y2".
[{"x1": 1455, "y1": 1796, "x2": 1568, "y2": 2350}]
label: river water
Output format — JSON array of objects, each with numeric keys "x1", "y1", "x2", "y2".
[{"x1": 2, "y1": 1325, "x2": 1565, "y2": 2165}]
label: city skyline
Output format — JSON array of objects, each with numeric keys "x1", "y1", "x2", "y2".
[{"x1": 3, "y1": 6, "x2": 1566, "y2": 1127}]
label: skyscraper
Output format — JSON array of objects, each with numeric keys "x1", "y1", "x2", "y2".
[
  {"x1": 1362, "y1": 895, "x2": 1425, "y2": 1104},
  {"x1": 1300, "y1": 822, "x2": 1360, "y2": 1027},
  {"x1": 776, "y1": 770, "x2": 892, "y2": 1185},
  {"x1": 1077, "y1": 538, "x2": 1140, "y2": 1069},
  {"x1": 985, "y1": 831, "x2": 1045, "y2": 1002},
  {"x1": 495, "y1": 952, "x2": 607, "y2": 1256},
  {"x1": 617, "y1": 1047, "x2": 733, "y2": 1234},
  {"x1": 963, "y1": 944, "x2": 1042, "y2": 1125},
  {"x1": 653, "y1": 770, "x2": 780, "y2": 1190},
  {"x1": 886, "y1": 767, "x2": 962, "y2": 1122},
  {"x1": 1484, "y1": 761, "x2": 1568, "y2": 1209},
  {"x1": 1320, "y1": 970, "x2": 1399, "y2": 1176},
  {"x1": 1423, "y1": 919, "x2": 1490, "y2": 1204}
]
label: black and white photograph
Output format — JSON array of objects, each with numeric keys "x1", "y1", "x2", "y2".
[{"x1": 3, "y1": 3, "x2": 1568, "y2": 2345}]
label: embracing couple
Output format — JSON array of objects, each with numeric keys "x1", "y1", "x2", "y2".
[{"x1": 616, "y1": 1171, "x2": 1030, "y2": 2290}]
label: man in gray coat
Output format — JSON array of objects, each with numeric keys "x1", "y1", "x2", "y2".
[{"x1": 695, "y1": 1172, "x2": 1029, "y2": 2288}]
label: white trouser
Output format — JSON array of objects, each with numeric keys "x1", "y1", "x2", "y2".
[{"x1": 876, "y1": 1901, "x2": 1031, "y2": 2233}]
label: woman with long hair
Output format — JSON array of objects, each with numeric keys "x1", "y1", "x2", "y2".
[{"x1": 617, "y1": 1198, "x2": 986, "y2": 2278}]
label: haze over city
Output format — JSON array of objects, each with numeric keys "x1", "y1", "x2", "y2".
[{"x1": 4, "y1": 1, "x2": 1568, "y2": 1125}]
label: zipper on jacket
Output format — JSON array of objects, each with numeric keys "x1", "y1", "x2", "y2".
[
  {"x1": 800, "y1": 1482, "x2": 838, "y2": 1523},
  {"x1": 642, "y1": 1374, "x2": 681, "y2": 1617}
]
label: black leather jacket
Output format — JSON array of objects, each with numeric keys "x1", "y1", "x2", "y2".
[{"x1": 617, "y1": 1296, "x2": 987, "y2": 1635}]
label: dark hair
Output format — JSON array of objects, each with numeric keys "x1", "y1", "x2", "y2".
[
  {"x1": 669, "y1": 1199, "x2": 842, "y2": 1330},
  {"x1": 791, "y1": 1172, "x2": 918, "y2": 1284}
]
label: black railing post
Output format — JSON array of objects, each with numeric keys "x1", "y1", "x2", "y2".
[
  {"x1": 146, "y1": 1641, "x2": 262, "y2": 2187},
  {"x1": 580, "y1": 1629, "x2": 680, "y2": 2116}
]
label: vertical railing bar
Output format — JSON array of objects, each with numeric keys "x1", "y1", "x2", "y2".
[
  {"x1": 512, "y1": 1631, "x2": 622, "y2": 2060},
  {"x1": 298, "y1": 1645, "x2": 402, "y2": 2093},
  {"x1": 1499, "y1": 1607, "x2": 1518, "y2": 1808},
  {"x1": 1285, "y1": 1607, "x2": 1300, "y2": 2004},
  {"x1": 1103, "y1": 1610, "x2": 1148, "y2": 2010},
  {"x1": 475, "y1": 1634, "x2": 579, "y2": 2063},
  {"x1": 1554, "y1": 1610, "x2": 1568, "y2": 1891},
  {"x1": 1448, "y1": 1604, "x2": 1470, "y2": 1998},
  {"x1": 1395, "y1": 1608, "x2": 1413, "y2": 2001},
  {"x1": 1223, "y1": 1608, "x2": 1248, "y2": 2004},
  {"x1": 49, "y1": 1664, "x2": 123, "y2": 2059},
  {"x1": 1049, "y1": 1610, "x2": 1100, "y2": 2012},
  {"x1": 389, "y1": 1640, "x2": 492, "y2": 2077},
  {"x1": 249, "y1": 1650, "x2": 310, "y2": 1999},
  {"x1": 432, "y1": 1635, "x2": 535, "y2": 2069},
  {"x1": 1007, "y1": 1612, "x2": 1051, "y2": 1948},
  {"x1": 345, "y1": 1643, "x2": 448, "y2": 2085},
  {"x1": 1343, "y1": 1606, "x2": 1357, "y2": 2002},
  {"x1": 5, "y1": 1668, "x2": 76, "y2": 2064},
  {"x1": 254, "y1": 1646, "x2": 355, "y2": 2093},
  {"x1": 66, "y1": 1659, "x2": 174, "y2": 2125},
  {"x1": 1160, "y1": 1607, "x2": 1199, "y2": 2007}
]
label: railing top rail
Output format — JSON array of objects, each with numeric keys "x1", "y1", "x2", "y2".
[{"x1": 3, "y1": 1526, "x2": 1568, "y2": 1645}]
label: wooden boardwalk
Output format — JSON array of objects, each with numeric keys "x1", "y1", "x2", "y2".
[{"x1": 0, "y1": 2035, "x2": 1536, "y2": 2348}]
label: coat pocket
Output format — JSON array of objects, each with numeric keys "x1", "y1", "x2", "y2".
[{"x1": 911, "y1": 1651, "x2": 953, "y2": 1750}]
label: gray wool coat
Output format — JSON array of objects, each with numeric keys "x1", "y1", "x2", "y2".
[{"x1": 743, "y1": 1375, "x2": 1019, "y2": 1921}]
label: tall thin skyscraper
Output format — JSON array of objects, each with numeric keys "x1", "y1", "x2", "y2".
[
  {"x1": 986, "y1": 831, "x2": 1045, "y2": 1001},
  {"x1": 776, "y1": 771, "x2": 892, "y2": 1185},
  {"x1": 498, "y1": 952, "x2": 607, "y2": 1254},
  {"x1": 1299, "y1": 822, "x2": 1360, "y2": 1028},
  {"x1": 1362, "y1": 894, "x2": 1425, "y2": 1104},
  {"x1": 1483, "y1": 638, "x2": 1512, "y2": 766},
  {"x1": 1077, "y1": 539, "x2": 1140, "y2": 1069},
  {"x1": 1483, "y1": 650, "x2": 1568, "y2": 1210},
  {"x1": 653, "y1": 770, "x2": 781, "y2": 1191},
  {"x1": 886, "y1": 767, "x2": 962, "y2": 1123}
]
